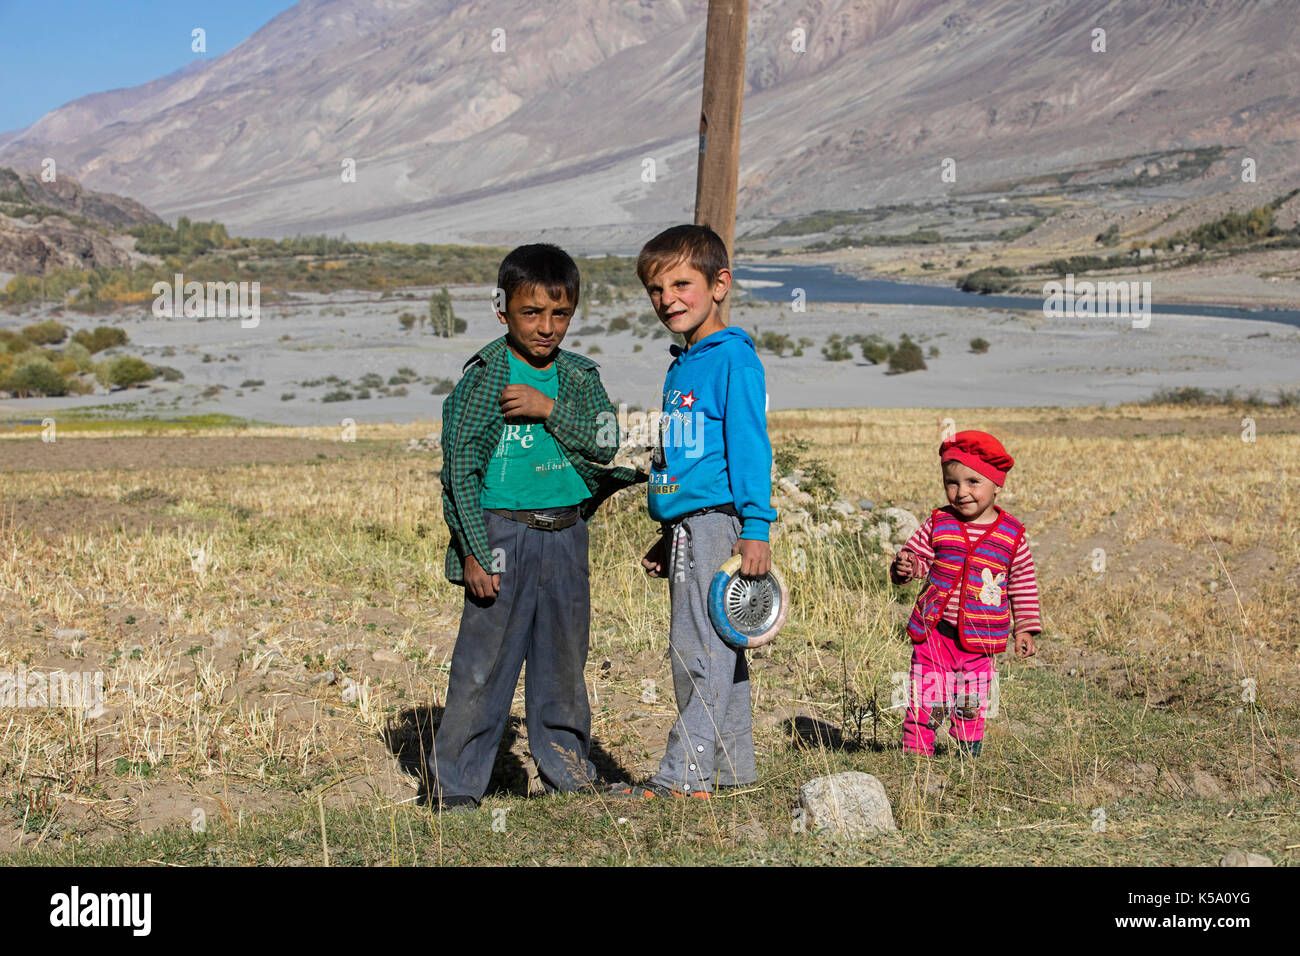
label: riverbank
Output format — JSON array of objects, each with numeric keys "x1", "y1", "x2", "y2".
[{"x1": 3, "y1": 284, "x2": 1298, "y2": 424}]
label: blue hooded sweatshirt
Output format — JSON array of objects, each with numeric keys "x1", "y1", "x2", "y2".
[{"x1": 647, "y1": 326, "x2": 778, "y2": 540}]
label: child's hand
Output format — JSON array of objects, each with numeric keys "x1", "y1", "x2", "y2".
[
  {"x1": 499, "y1": 384, "x2": 555, "y2": 420},
  {"x1": 890, "y1": 549, "x2": 918, "y2": 583},
  {"x1": 732, "y1": 538, "x2": 771, "y2": 577},
  {"x1": 1013, "y1": 631, "x2": 1037, "y2": 657},
  {"x1": 642, "y1": 534, "x2": 669, "y2": 578},
  {"x1": 464, "y1": 554, "x2": 500, "y2": 600}
]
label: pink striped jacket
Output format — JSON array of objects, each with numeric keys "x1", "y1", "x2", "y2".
[{"x1": 904, "y1": 507, "x2": 1029, "y2": 653}]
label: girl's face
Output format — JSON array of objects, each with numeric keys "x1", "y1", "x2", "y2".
[{"x1": 943, "y1": 460, "x2": 999, "y2": 520}]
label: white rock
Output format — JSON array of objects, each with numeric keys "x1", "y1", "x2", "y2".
[
  {"x1": 309, "y1": 671, "x2": 337, "y2": 687},
  {"x1": 798, "y1": 772, "x2": 896, "y2": 839},
  {"x1": 784, "y1": 509, "x2": 813, "y2": 529},
  {"x1": 876, "y1": 507, "x2": 921, "y2": 547},
  {"x1": 340, "y1": 677, "x2": 360, "y2": 703},
  {"x1": 1219, "y1": 849, "x2": 1273, "y2": 867}
]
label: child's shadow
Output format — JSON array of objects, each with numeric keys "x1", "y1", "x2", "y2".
[
  {"x1": 783, "y1": 715, "x2": 893, "y2": 754},
  {"x1": 384, "y1": 705, "x2": 633, "y2": 798}
]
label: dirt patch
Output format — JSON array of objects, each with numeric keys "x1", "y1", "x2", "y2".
[
  {"x1": 988, "y1": 414, "x2": 1300, "y2": 440},
  {"x1": 6, "y1": 493, "x2": 207, "y2": 536},
  {"x1": 0, "y1": 436, "x2": 391, "y2": 472}
]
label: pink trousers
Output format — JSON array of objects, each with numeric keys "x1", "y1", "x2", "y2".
[{"x1": 902, "y1": 626, "x2": 995, "y2": 755}]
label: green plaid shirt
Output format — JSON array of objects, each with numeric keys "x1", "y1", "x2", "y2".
[{"x1": 440, "y1": 335, "x2": 645, "y2": 583}]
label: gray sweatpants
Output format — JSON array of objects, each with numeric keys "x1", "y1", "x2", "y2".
[
  {"x1": 650, "y1": 511, "x2": 757, "y2": 794},
  {"x1": 429, "y1": 508, "x2": 598, "y2": 802}
]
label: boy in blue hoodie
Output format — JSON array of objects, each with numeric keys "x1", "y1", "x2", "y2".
[{"x1": 612, "y1": 224, "x2": 777, "y2": 799}]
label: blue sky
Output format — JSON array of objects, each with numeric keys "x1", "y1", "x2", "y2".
[{"x1": 0, "y1": 0, "x2": 300, "y2": 134}]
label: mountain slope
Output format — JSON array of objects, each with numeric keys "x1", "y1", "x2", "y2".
[{"x1": 1, "y1": 0, "x2": 1295, "y2": 246}]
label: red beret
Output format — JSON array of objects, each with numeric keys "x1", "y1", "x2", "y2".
[{"x1": 939, "y1": 430, "x2": 1014, "y2": 486}]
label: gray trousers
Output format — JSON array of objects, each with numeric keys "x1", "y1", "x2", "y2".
[
  {"x1": 429, "y1": 509, "x2": 597, "y2": 802},
  {"x1": 651, "y1": 511, "x2": 757, "y2": 794}
]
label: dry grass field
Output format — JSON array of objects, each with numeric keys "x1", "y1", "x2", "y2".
[{"x1": 0, "y1": 404, "x2": 1296, "y2": 865}]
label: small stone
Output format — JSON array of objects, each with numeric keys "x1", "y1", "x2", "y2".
[
  {"x1": 877, "y1": 507, "x2": 921, "y2": 547},
  {"x1": 340, "y1": 677, "x2": 359, "y2": 703},
  {"x1": 784, "y1": 509, "x2": 812, "y2": 529},
  {"x1": 371, "y1": 649, "x2": 402, "y2": 664},
  {"x1": 209, "y1": 628, "x2": 240, "y2": 649},
  {"x1": 798, "y1": 771, "x2": 896, "y2": 839},
  {"x1": 1190, "y1": 768, "x2": 1225, "y2": 799},
  {"x1": 1219, "y1": 849, "x2": 1273, "y2": 867},
  {"x1": 857, "y1": 498, "x2": 875, "y2": 512},
  {"x1": 1148, "y1": 609, "x2": 1174, "y2": 628},
  {"x1": 309, "y1": 671, "x2": 337, "y2": 687},
  {"x1": 831, "y1": 500, "x2": 856, "y2": 516}
]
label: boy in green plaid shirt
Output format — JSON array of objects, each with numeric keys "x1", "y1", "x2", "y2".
[{"x1": 427, "y1": 244, "x2": 643, "y2": 810}]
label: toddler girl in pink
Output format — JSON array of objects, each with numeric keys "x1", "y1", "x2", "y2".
[{"x1": 889, "y1": 430, "x2": 1041, "y2": 757}]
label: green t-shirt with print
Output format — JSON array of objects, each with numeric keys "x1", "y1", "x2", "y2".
[{"x1": 479, "y1": 348, "x2": 591, "y2": 510}]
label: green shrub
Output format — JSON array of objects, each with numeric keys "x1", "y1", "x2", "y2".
[
  {"x1": 72, "y1": 326, "x2": 129, "y2": 354},
  {"x1": 21, "y1": 320, "x2": 67, "y2": 345},
  {"x1": 888, "y1": 335, "x2": 927, "y2": 374},
  {"x1": 756, "y1": 331, "x2": 793, "y2": 356},
  {"x1": 3, "y1": 357, "x2": 68, "y2": 396},
  {"x1": 608, "y1": 316, "x2": 632, "y2": 333},
  {"x1": 62, "y1": 341, "x2": 94, "y2": 370},
  {"x1": 970, "y1": 337, "x2": 990, "y2": 354},
  {"x1": 97, "y1": 355, "x2": 156, "y2": 388},
  {"x1": 0, "y1": 330, "x2": 32, "y2": 354},
  {"x1": 322, "y1": 389, "x2": 353, "y2": 402},
  {"x1": 958, "y1": 266, "x2": 1017, "y2": 294},
  {"x1": 860, "y1": 338, "x2": 889, "y2": 364},
  {"x1": 430, "y1": 378, "x2": 455, "y2": 395},
  {"x1": 399, "y1": 312, "x2": 417, "y2": 330},
  {"x1": 821, "y1": 334, "x2": 852, "y2": 361},
  {"x1": 240, "y1": 378, "x2": 264, "y2": 388},
  {"x1": 1095, "y1": 224, "x2": 1121, "y2": 246}
]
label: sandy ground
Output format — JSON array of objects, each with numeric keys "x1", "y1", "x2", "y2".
[{"x1": 2, "y1": 282, "x2": 1298, "y2": 426}]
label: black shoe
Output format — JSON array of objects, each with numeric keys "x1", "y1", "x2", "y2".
[{"x1": 436, "y1": 793, "x2": 480, "y2": 812}]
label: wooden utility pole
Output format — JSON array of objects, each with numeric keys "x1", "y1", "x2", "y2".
[{"x1": 694, "y1": 0, "x2": 748, "y2": 323}]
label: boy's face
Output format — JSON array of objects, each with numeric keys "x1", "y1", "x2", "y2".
[
  {"x1": 498, "y1": 283, "x2": 575, "y2": 365},
  {"x1": 643, "y1": 260, "x2": 731, "y2": 346},
  {"x1": 943, "y1": 460, "x2": 999, "y2": 520}
]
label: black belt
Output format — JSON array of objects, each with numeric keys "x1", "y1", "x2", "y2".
[
  {"x1": 486, "y1": 507, "x2": 579, "y2": 531},
  {"x1": 937, "y1": 619, "x2": 959, "y2": 640},
  {"x1": 661, "y1": 502, "x2": 737, "y2": 533}
]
